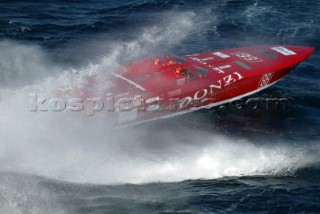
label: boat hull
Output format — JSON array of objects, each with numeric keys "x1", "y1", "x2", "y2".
[{"x1": 58, "y1": 45, "x2": 315, "y2": 126}]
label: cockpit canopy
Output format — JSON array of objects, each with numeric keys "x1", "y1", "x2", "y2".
[
  {"x1": 152, "y1": 53, "x2": 186, "y2": 65},
  {"x1": 152, "y1": 53, "x2": 208, "y2": 78}
]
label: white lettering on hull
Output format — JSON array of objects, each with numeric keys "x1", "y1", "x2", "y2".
[
  {"x1": 232, "y1": 52, "x2": 263, "y2": 63},
  {"x1": 178, "y1": 72, "x2": 243, "y2": 109},
  {"x1": 271, "y1": 47, "x2": 296, "y2": 56},
  {"x1": 208, "y1": 65, "x2": 232, "y2": 74}
]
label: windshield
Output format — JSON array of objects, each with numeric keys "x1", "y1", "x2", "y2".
[
  {"x1": 152, "y1": 54, "x2": 187, "y2": 64},
  {"x1": 152, "y1": 54, "x2": 170, "y2": 61},
  {"x1": 171, "y1": 54, "x2": 186, "y2": 63},
  {"x1": 195, "y1": 67, "x2": 208, "y2": 76}
]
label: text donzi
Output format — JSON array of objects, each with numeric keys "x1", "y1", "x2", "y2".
[{"x1": 177, "y1": 72, "x2": 243, "y2": 109}]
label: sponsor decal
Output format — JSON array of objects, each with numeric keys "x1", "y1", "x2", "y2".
[
  {"x1": 208, "y1": 64, "x2": 232, "y2": 74},
  {"x1": 177, "y1": 89, "x2": 208, "y2": 109},
  {"x1": 271, "y1": 47, "x2": 296, "y2": 56},
  {"x1": 146, "y1": 96, "x2": 160, "y2": 104},
  {"x1": 202, "y1": 57, "x2": 215, "y2": 61},
  {"x1": 177, "y1": 72, "x2": 244, "y2": 109},
  {"x1": 256, "y1": 49, "x2": 279, "y2": 59},
  {"x1": 176, "y1": 78, "x2": 185, "y2": 85},
  {"x1": 212, "y1": 52, "x2": 230, "y2": 58},
  {"x1": 259, "y1": 72, "x2": 274, "y2": 88},
  {"x1": 146, "y1": 104, "x2": 160, "y2": 112},
  {"x1": 232, "y1": 52, "x2": 263, "y2": 63},
  {"x1": 168, "y1": 89, "x2": 182, "y2": 97},
  {"x1": 234, "y1": 60, "x2": 252, "y2": 70},
  {"x1": 117, "y1": 95, "x2": 143, "y2": 111},
  {"x1": 190, "y1": 57, "x2": 208, "y2": 65}
]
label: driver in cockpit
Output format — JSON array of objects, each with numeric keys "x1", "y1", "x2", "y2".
[
  {"x1": 174, "y1": 66, "x2": 189, "y2": 76},
  {"x1": 153, "y1": 55, "x2": 176, "y2": 66},
  {"x1": 153, "y1": 58, "x2": 160, "y2": 65}
]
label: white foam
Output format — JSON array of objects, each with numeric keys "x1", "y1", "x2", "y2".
[{"x1": 0, "y1": 10, "x2": 318, "y2": 186}]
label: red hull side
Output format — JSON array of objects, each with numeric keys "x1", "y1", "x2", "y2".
[{"x1": 63, "y1": 45, "x2": 314, "y2": 125}]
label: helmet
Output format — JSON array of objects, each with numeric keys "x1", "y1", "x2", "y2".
[
  {"x1": 175, "y1": 66, "x2": 182, "y2": 74},
  {"x1": 153, "y1": 58, "x2": 160, "y2": 65}
]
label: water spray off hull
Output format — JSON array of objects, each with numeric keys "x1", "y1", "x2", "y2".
[{"x1": 59, "y1": 45, "x2": 314, "y2": 126}]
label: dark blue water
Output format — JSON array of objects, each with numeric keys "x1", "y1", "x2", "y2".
[{"x1": 0, "y1": 0, "x2": 319, "y2": 213}]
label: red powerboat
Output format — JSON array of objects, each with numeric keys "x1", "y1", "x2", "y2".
[{"x1": 59, "y1": 45, "x2": 314, "y2": 126}]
